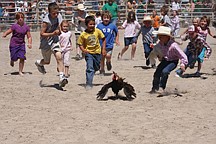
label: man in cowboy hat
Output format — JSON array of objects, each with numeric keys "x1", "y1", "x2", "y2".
[
  {"x1": 72, "y1": 3, "x2": 89, "y2": 60},
  {"x1": 149, "y1": 26, "x2": 188, "y2": 93}
]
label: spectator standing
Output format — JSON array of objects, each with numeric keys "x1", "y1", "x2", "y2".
[
  {"x1": 151, "y1": 10, "x2": 160, "y2": 43},
  {"x1": 102, "y1": 0, "x2": 119, "y2": 25},
  {"x1": 171, "y1": 0, "x2": 181, "y2": 12}
]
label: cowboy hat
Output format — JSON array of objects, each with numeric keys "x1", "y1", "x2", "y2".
[
  {"x1": 143, "y1": 16, "x2": 153, "y2": 22},
  {"x1": 77, "y1": 4, "x2": 86, "y2": 11},
  {"x1": 152, "y1": 26, "x2": 172, "y2": 37}
]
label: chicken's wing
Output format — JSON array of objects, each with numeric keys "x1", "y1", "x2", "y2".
[
  {"x1": 97, "y1": 82, "x2": 113, "y2": 100},
  {"x1": 123, "y1": 82, "x2": 136, "y2": 100}
]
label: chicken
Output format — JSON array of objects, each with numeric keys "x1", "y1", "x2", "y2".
[{"x1": 97, "y1": 71, "x2": 136, "y2": 100}]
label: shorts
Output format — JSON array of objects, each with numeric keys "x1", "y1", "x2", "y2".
[
  {"x1": 62, "y1": 50, "x2": 71, "y2": 66},
  {"x1": 197, "y1": 47, "x2": 206, "y2": 63},
  {"x1": 41, "y1": 42, "x2": 61, "y2": 63},
  {"x1": 124, "y1": 37, "x2": 137, "y2": 46},
  {"x1": 10, "y1": 45, "x2": 26, "y2": 61},
  {"x1": 106, "y1": 48, "x2": 113, "y2": 55}
]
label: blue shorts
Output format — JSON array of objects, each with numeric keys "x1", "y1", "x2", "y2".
[
  {"x1": 124, "y1": 37, "x2": 137, "y2": 46},
  {"x1": 197, "y1": 47, "x2": 206, "y2": 63},
  {"x1": 106, "y1": 48, "x2": 113, "y2": 55}
]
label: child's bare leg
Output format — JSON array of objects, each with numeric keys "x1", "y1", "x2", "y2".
[
  {"x1": 54, "y1": 51, "x2": 64, "y2": 73},
  {"x1": 100, "y1": 55, "x2": 105, "y2": 72},
  {"x1": 64, "y1": 66, "x2": 69, "y2": 77},
  {"x1": 119, "y1": 46, "x2": 129, "y2": 58},
  {"x1": 131, "y1": 43, "x2": 136, "y2": 60},
  {"x1": 197, "y1": 61, "x2": 202, "y2": 72},
  {"x1": 19, "y1": 59, "x2": 25, "y2": 76},
  {"x1": 106, "y1": 53, "x2": 111, "y2": 63}
]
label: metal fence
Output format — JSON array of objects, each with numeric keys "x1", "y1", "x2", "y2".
[{"x1": 0, "y1": 0, "x2": 215, "y2": 31}]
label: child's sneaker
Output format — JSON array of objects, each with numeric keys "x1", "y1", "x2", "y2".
[
  {"x1": 194, "y1": 71, "x2": 201, "y2": 77},
  {"x1": 35, "y1": 61, "x2": 46, "y2": 74},
  {"x1": 99, "y1": 70, "x2": 105, "y2": 76},
  {"x1": 151, "y1": 64, "x2": 157, "y2": 69},
  {"x1": 85, "y1": 85, "x2": 92, "y2": 90},
  {"x1": 146, "y1": 59, "x2": 150, "y2": 66},
  {"x1": 106, "y1": 61, "x2": 112, "y2": 71},
  {"x1": 59, "y1": 77, "x2": 68, "y2": 87},
  {"x1": 75, "y1": 54, "x2": 82, "y2": 60},
  {"x1": 175, "y1": 69, "x2": 183, "y2": 78}
]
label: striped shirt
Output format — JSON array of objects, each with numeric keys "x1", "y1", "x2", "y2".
[
  {"x1": 137, "y1": 25, "x2": 154, "y2": 44},
  {"x1": 182, "y1": 34, "x2": 211, "y2": 58}
]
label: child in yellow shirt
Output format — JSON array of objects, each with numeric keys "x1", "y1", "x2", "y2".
[{"x1": 77, "y1": 16, "x2": 106, "y2": 90}]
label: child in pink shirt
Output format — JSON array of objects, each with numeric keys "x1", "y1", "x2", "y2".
[
  {"x1": 59, "y1": 20, "x2": 72, "y2": 77},
  {"x1": 118, "y1": 11, "x2": 141, "y2": 60}
]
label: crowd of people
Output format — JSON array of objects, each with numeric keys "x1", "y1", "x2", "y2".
[{"x1": 1, "y1": 1, "x2": 216, "y2": 95}]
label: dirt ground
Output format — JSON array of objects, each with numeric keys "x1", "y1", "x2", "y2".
[{"x1": 0, "y1": 28, "x2": 216, "y2": 144}]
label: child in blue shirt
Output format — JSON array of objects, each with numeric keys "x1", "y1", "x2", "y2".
[{"x1": 97, "y1": 10, "x2": 120, "y2": 75}]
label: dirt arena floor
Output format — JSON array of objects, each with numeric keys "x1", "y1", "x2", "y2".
[{"x1": 0, "y1": 28, "x2": 216, "y2": 144}]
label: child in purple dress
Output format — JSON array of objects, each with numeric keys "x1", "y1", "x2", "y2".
[{"x1": 2, "y1": 12, "x2": 32, "y2": 76}]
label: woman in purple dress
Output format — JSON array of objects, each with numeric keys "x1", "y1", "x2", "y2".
[{"x1": 2, "y1": 12, "x2": 32, "y2": 76}]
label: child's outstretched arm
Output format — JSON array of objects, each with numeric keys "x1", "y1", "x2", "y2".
[
  {"x1": 207, "y1": 28, "x2": 216, "y2": 38},
  {"x1": 26, "y1": 31, "x2": 32, "y2": 49},
  {"x1": 2, "y1": 28, "x2": 12, "y2": 38}
]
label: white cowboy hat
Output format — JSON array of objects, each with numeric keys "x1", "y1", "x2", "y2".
[
  {"x1": 152, "y1": 26, "x2": 172, "y2": 37},
  {"x1": 143, "y1": 16, "x2": 153, "y2": 22},
  {"x1": 77, "y1": 4, "x2": 86, "y2": 11}
]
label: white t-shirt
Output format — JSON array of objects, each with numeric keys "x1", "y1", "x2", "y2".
[{"x1": 59, "y1": 31, "x2": 72, "y2": 52}]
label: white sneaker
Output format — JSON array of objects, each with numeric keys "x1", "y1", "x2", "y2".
[
  {"x1": 35, "y1": 61, "x2": 46, "y2": 74},
  {"x1": 59, "y1": 77, "x2": 68, "y2": 87},
  {"x1": 85, "y1": 85, "x2": 92, "y2": 90}
]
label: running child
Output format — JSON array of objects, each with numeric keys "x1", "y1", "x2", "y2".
[
  {"x1": 97, "y1": 10, "x2": 120, "y2": 75},
  {"x1": 35, "y1": 2, "x2": 68, "y2": 87},
  {"x1": 117, "y1": 11, "x2": 141, "y2": 60},
  {"x1": 2, "y1": 12, "x2": 32, "y2": 76},
  {"x1": 59, "y1": 20, "x2": 72, "y2": 78},
  {"x1": 170, "y1": 10, "x2": 180, "y2": 37},
  {"x1": 160, "y1": 5, "x2": 172, "y2": 29},
  {"x1": 77, "y1": 16, "x2": 106, "y2": 90},
  {"x1": 175, "y1": 25, "x2": 211, "y2": 77},
  {"x1": 137, "y1": 15, "x2": 155, "y2": 67},
  {"x1": 150, "y1": 26, "x2": 188, "y2": 93}
]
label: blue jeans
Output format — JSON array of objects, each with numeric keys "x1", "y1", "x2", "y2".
[
  {"x1": 143, "y1": 43, "x2": 152, "y2": 59},
  {"x1": 85, "y1": 53, "x2": 101, "y2": 86},
  {"x1": 152, "y1": 59, "x2": 178, "y2": 90}
]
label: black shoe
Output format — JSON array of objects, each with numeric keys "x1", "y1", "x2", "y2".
[
  {"x1": 151, "y1": 64, "x2": 156, "y2": 69},
  {"x1": 146, "y1": 59, "x2": 150, "y2": 66},
  {"x1": 106, "y1": 61, "x2": 112, "y2": 71}
]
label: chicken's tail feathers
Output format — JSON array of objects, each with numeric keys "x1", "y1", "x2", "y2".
[{"x1": 123, "y1": 83, "x2": 136, "y2": 100}]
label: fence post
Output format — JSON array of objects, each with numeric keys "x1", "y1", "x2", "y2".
[{"x1": 36, "y1": 0, "x2": 40, "y2": 31}]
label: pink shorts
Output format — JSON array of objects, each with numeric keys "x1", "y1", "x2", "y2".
[{"x1": 62, "y1": 50, "x2": 71, "y2": 66}]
